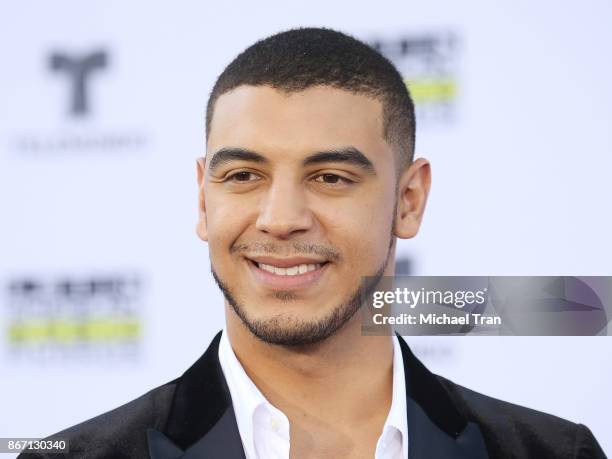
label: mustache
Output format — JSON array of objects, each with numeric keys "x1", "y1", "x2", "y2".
[{"x1": 231, "y1": 241, "x2": 341, "y2": 262}]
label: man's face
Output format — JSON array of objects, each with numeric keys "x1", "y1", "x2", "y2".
[{"x1": 199, "y1": 85, "x2": 399, "y2": 345}]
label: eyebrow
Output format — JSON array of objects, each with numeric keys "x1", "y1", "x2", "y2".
[
  {"x1": 207, "y1": 146, "x2": 376, "y2": 175},
  {"x1": 207, "y1": 148, "x2": 268, "y2": 173},
  {"x1": 302, "y1": 147, "x2": 376, "y2": 174}
]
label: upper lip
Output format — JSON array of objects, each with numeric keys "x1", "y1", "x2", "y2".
[{"x1": 246, "y1": 255, "x2": 329, "y2": 268}]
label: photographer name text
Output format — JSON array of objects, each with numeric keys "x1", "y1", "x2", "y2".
[{"x1": 371, "y1": 312, "x2": 501, "y2": 326}]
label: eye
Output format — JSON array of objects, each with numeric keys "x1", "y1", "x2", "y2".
[
  {"x1": 226, "y1": 171, "x2": 260, "y2": 183},
  {"x1": 313, "y1": 173, "x2": 353, "y2": 186}
]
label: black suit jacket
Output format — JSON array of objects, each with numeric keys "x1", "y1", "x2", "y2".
[{"x1": 20, "y1": 331, "x2": 606, "y2": 459}]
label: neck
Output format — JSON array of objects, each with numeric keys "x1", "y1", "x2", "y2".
[{"x1": 225, "y1": 306, "x2": 394, "y2": 426}]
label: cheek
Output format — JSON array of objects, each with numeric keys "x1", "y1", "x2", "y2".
[
  {"x1": 205, "y1": 198, "x2": 252, "y2": 261},
  {"x1": 321, "y1": 199, "x2": 393, "y2": 269}
]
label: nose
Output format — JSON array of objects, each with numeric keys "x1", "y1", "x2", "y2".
[{"x1": 255, "y1": 179, "x2": 313, "y2": 239}]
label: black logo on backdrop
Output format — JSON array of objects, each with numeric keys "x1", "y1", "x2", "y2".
[
  {"x1": 394, "y1": 256, "x2": 413, "y2": 276},
  {"x1": 10, "y1": 47, "x2": 149, "y2": 155},
  {"x1": 49, "y1": 50, "x2": 108, "y2": 116}
]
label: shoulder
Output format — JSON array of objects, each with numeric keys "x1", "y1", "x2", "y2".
[
  {"x1": 437, "y1": 375, "x2": 606, "y2": 459},
  {"x1": 18, "y1": 379, "x2": 178, "y2": 459}
]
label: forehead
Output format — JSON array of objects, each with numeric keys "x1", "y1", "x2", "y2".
[{"x1": 207, "y1": 85, "x2": 388, "y2": 157}]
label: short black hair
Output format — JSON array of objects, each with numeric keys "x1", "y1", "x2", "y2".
[{"x1": 205, "y1": 27, "x2": 416, "y2": 169}]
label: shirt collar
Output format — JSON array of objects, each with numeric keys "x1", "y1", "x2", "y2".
[
  {"x1": 218, "y1": 328, "x2": 277, "y2": 459},
  {"x1": 219, "y1": 328, "x2": 408, "y2": 458},
  {"x1": 382, "y1": 334, "x2": 409, "y2": 458}
]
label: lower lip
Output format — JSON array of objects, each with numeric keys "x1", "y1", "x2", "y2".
[{"x1": 246, "y1": 259, "x2": 330, "y2": 290}]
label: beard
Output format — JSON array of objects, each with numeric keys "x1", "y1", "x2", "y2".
[{"x1": 210, "y1": 230, "x2": 395, "y2": 347}]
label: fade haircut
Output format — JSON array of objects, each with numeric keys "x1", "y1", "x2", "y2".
[{"x1": 205, "y1": 27, "x2": 416, "y2": 169}]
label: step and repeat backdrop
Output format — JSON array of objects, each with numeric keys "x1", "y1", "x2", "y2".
[{"x1": 1, "y1": 0, "x2": 611, "y2": 454}]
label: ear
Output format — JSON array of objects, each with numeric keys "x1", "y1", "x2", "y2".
[
  {"x1": 196, "y1": 157, "x2": 208, "y2": 241},
  {"x1": 394, "y1": 158, "x2": 431, "y2": 239}
]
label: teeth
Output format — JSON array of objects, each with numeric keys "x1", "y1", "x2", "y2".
[
  {"x1": 257, "y1": 262, "x2": 322, "y2": 275},
  {"x1": 261, "y1": 264, "x2": 275, "y2": 274}
]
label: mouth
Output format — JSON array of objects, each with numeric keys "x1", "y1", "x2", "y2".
[
  {"x1": 253, "y1": 260, "x2": 325, "y2": 276},
  {"x1": 245, "y1": 256, "x2": 331, "y2": 290}
]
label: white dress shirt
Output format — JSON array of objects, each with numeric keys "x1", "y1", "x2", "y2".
[{"x1": 218, "y1": 329, "x2": 408, "y2": 459}]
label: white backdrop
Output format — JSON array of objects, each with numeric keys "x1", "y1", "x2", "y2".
[{"x1": 1, "y1": 0, "x2": 611, "y2": 456}]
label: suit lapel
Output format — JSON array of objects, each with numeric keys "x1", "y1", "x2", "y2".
[
  {"x1": 396, "y1": 333, "x2": 489, "y2": 458},
  {"x1": 147, "y1": 331, "x2": 246, "y2": 459},
  {"x1": 148, "y1": 330, "x2": 489, "y2": 459}
]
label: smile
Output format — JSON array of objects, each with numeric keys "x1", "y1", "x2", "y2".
[
  {"x1": 256, "y1": 262, "x2": 322, "y2": 276},
  {"x1": 245, "y1": 256, "x2": 330, "y2": 290}
]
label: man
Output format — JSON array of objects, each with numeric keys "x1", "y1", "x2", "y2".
[{"x1": 21, "y1": 27, "x2": 606, "y2": 459}]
